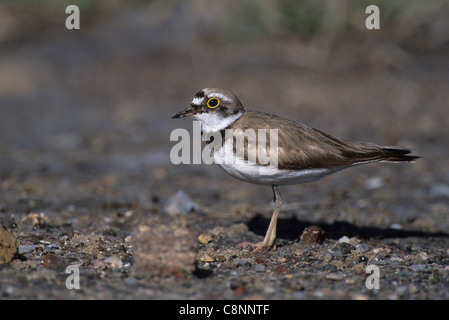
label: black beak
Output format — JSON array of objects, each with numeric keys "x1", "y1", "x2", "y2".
[{"x1": 172, "y1": 107, "x2": 194, "y2": 119}]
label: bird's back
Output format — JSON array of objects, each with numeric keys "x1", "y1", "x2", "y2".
[{"x1": 227, "y1": 110, "x2": 418, "y2": 171}]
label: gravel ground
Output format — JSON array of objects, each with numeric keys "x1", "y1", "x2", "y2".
[{"x1": 0, "y1": 3, "x2": 448, "y2": 300}]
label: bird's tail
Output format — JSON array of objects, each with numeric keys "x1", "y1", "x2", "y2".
[{"x1": 377, "y1": 146, "x2": 420, "y2": 163}]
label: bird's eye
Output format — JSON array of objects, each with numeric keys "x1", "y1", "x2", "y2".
[{"x1": 207, "y1": 98, "x2": 220, "y2": 108}]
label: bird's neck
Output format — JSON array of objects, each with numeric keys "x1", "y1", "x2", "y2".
[{"x1": 195, "y1": 111, "x2": 244, "y2": 133}]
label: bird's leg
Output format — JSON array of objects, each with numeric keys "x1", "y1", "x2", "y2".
[
  {"x1": 238, "y1": 184, "x2": 282, "y2": 252},
  {"x1": 260, "y1": 184, "x2": 282, "y2": 248}
]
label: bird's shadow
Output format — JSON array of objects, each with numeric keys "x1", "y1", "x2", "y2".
[{"x1": 247, "y1": 214, "x2": 449, "y2": 242}]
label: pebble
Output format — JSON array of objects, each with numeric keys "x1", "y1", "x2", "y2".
[
  {"x1": 105, "y1": 255, "x2": 123, "y2": 268},
  {"x1": 42, "y1": 253, "x2": 68, "y2": 270},
  {"x1": 364, "y1": 177, "x2": 384, "y2": 190},
  {"x1": 198, "y1": 234, "x2": 212, "y2": 244},
  {"x1": 199, "y1": 252, "x2": 214, "y2": 262},
  {"x1": 339, "y1": 242, "x2": 355, "y2": 255},
  {"x1": 255, "y1": 264, "x2": 266, "y2": 272},
  {"x1": 418, "y1": 252, "x2": 429, "y2": 260},
  {"x1": 355, "y1": 243, "x2": 370, "y2": 253},
  {"x1": 372, "y1": 248, "x2": 383, "y2": 254},
  {"x1": 0, "y1": 228, "x2": 19, "y2": 264},
  {"x1": 21, "y1": 212, "x2": 48, "y2": 227},
  {"x1": 338, "y1": 236, "x2": 350, "y2": 243},
  {"x1": 162, "y1": 190, "x2": 200, "y2": 216},
  {"x1": 410, "y1": 264, "x2": 430, "y2": 272},
  {"x1": 18, "y1": 245, "x2": 37, "y2": 254},
  {"x1": 300, "y1": 225, "x2": 325, "y2": 244}
]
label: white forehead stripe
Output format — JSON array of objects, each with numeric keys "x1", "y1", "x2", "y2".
[
  {"x1": 191, "y1": 97, "x2": 204, "y2": 106},
  {"x1": 202, "y1": 89, "x2": 233, "y2": 103},
  {"x1": 208, "y1": 92, "x2": 231, "y2": 103}
]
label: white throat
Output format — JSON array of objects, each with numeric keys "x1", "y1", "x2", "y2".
[{"x1": 194, "y1": 111, "x2": 243, "y2": 133}]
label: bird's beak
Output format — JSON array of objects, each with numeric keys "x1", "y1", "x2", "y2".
[{"x1": 172, "y1": 106, "x2": 195, "y2": 119}]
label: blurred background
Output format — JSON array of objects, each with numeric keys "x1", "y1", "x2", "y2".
[{"x1": 0, "y1": 0, "x2": 448, "y2": 225}]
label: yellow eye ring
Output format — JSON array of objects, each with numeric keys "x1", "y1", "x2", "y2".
[{"x1": 207, "y1": 98, "x2": 220, "y2": 108}]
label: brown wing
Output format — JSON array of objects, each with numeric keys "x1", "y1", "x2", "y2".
[{"x1": 226, "y1": 111, "x2": 418, "y2": 170}]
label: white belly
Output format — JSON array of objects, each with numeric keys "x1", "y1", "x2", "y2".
[{"x1": 211, "y1": 143, "x2": 347, "y2": 186}]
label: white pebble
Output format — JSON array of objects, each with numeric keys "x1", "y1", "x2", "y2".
[
  {"x1": 364, "y1": 177, "x2": 384, "y2": 190},
  {"x1": 163, "y1": 190, "x2": 200, "y2": 216},
  {"x1": 105, "y1": 255, "x2": 123, "y2": 268}
]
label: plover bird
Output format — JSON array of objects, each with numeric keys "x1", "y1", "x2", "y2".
[{"x1": 173, "y1": 88, "x2": 419, "y2": 251}]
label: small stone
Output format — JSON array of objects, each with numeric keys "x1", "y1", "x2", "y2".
[
  {"x1": 124, "y1": 210, "x2": 134, "y2": 218},
  {"x1": 255, "y1": 264, "x2": 266, "y2": 272},
  {"x1": 42, "y1": 253, "x2": 68, "y2": 270},
  {"x1": 0, "y1": 228, "x2": 19, "y2": 264},
  {"x1": 299, "y1": 225, "x2": 325, "y2": 244},
  {"x1": 419, "y1": 252, "x2": 429, "y2": 260},
  {"x1": 18, "y1": 245, "x2": 37, "y2": 254},
  {"x1": 364, "y1": 177, "x2": 384, "y2": 190},
  {"x1": 198, "y1": 234, "x2": 212, "y2": 244},
  {"x1": 389, "y1": 223, "x2": 402, "y2": 230},
  {"x1": 199, "y1": 252, "x2": 214, "y2": 262},
  {"x1": 162, "y1": 190, "x2": 200, "y2": 216},
  {"x1": 132, "y1": 222, "x2": 197, "y2": 276},
  {"x1": 21, "y1": 212, "x2": 48, "y2": 227},
  {"x1": 105, "y1": 255, "x2": 123, "y2": 268},
  {"x1": 355, "y1": 243, "x2": 370, "y2": 253},
  {"x1": 338, "y1": 236, "x2": 350, "y2": 243},
  {"x1": 339, "y1": 242, "x2": 355, "y2": 255},
  {"x1": 410, "y1": 264, "x2": 430, "y2": 272}
]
